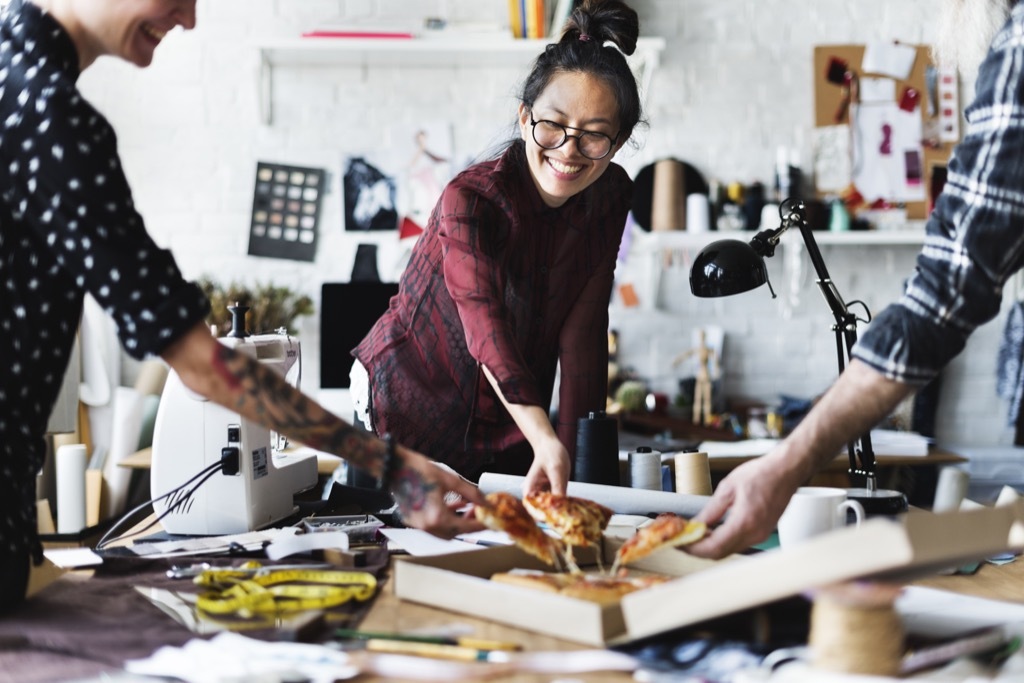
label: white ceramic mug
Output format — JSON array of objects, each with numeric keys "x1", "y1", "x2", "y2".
[{"x1": 777, "y1": 486, "x2": 865, "y2": 548}]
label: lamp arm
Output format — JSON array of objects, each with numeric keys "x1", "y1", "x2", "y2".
[{"x1": 789, "y1": 203, "x2": 878, "y2": 489}]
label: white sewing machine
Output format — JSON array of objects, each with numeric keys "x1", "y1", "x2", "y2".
[{"x1": 150, "y1": 316, "x2": 318, "y2": 536}]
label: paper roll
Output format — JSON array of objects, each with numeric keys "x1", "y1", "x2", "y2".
[
  {"x1": 685, "y1": 194, "x2": 710, "y2": 233},
  {"x1": 56, "y1": 444, "x2": 88, "y2": 534},
  {"x1": 478, "y1": 472, "x2": 709, "y2": 518},
  {"x1": 650, "y1": 159, "x2": 685, "y2": 231},
  {"x1": 101, "y1": 386, "x2": 146, "y2": 519},
  {"x1": 133, "y1": 360, "x2": 169, "y2": 397},
  {"x1": 932, "y1": 467, "x2": 969, "y2": 513},
  {"x1": 674, "y1": 451, "x2": 713, "y2": 496}
]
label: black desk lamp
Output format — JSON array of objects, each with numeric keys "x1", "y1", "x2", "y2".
[{"x1": 689, "y1": 199, "x2": 908, "y2": 516}]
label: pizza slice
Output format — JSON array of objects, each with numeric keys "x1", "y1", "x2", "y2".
[
  {"x1": 490, "y1": 569, "x2": 673, "y2": 605},
  {"x1": 474, "y1": 491, "x2": 562, "y2": 566},
  {"x1": 522, "y1": 492, "x2": 613, "y2": 547},
  {"x1": 611, "y1": 513, "x2": 707, "y2": 573},
  {"x1": 523, "y1": 492, "x2": 614, "y2": 572}
]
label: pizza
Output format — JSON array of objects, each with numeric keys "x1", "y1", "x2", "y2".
[
  {"x1": 474, "y1": 492, "x2": 562, "y2": 566},
  {"x1": 491, "y1": 569, "x2": 672, "y2": 606},
  {"x1": 612, "y1": 513, "x2": 707, "y2": 572},
  {"x1": 523, "y1": 492, "x2": 613, "y2": 548}
]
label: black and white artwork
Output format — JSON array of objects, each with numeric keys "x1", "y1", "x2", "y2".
[{"x1": 342, "y1": 156, "x2": 399, "y2": 232}]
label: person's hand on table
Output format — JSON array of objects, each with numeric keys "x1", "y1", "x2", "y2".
[
  {"x1": 522, "y1": 435, "x2": 571, "y2": 496},
  {"x1": 684, "y1": 452, "x2": 803, "y2": 559},
  {"x1": 390, "y1": 446, "x2": 486, "y2": 539}
]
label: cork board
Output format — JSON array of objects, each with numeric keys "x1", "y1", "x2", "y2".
[{"x1": 813, "y1": 44, "x2": 958, "y2": 220}]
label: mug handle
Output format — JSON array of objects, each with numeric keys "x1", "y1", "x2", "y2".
[{"x1": 838, "y1": 499, "x2": 866, "y2": 527}]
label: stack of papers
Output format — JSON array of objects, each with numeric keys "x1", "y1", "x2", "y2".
[{"x1": 869, "y1": 429, "x2": 932, "y2": 456}]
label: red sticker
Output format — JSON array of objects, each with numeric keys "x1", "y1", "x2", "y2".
[{"x1": 899, "y1": 87, "x2": 920, "y2": 113}]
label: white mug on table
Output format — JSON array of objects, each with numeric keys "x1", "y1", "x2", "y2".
[{"x1": 777, "y1": 486, "x2": 865, "y2": 548}]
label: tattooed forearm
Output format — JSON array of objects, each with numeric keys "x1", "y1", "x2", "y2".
[
  {"x1": 392, "y1": 466, "x2": 438, "y2": 514},
  {"x1": 211, "y1": 344, "x2": 386, "y2": 475}
]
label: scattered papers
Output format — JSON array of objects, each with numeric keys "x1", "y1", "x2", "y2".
[
  {"x1": 125, "y1": 631, "x2": 360, "y2": 683},
  {"x1": 870, "y1": 429, "x2": 932, "y2": 456},
  {"x1": 379, "y1": 528, "x2": 482, "y2": 556},
  {"x1": 43, "y1": 546, "x2": 103, "y2": 569},
  {"x1": 896, "y1": 585, "x2": 1024, "y2": 638},
  {"x1": 265, "y1": 530, "x2": 349, "y2": 561},
  {"x1": 129, "y1": 528, "x2": 300, "y2": 559}
]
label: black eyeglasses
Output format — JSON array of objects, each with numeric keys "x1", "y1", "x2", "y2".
[{"x1": 529, "y1": 115, "x2": 618, "y2": 160}]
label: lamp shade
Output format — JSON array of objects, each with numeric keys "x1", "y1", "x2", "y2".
[{"x1": 689, "y1": 239, "x2": 769, "y2": 298}]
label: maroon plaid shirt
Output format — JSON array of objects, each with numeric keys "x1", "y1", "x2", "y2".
[{"x1": 353, "y1": 142, "x2": 632, "y2": 478}]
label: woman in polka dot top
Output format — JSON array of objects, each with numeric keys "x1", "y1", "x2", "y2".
[{"x1": 0, "y1": 0, "x2": 484, "y2": 611}]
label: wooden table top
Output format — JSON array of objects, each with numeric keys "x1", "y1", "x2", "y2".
[{"x1": 352, "y1": 548, "x2": 1023, "y2": 682}]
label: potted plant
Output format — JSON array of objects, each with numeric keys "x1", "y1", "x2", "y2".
[{"x1": 198, "y1": 278, "x2": 314, "y2": 336}]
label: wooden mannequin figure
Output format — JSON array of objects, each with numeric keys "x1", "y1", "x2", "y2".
[{"x1": 672, "y1": 328, "x2": 719, "y2": 425}]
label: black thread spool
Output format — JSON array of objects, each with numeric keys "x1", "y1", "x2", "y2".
[{"x1": 573, "y1": 410, "x2": 620, "y2": 485}]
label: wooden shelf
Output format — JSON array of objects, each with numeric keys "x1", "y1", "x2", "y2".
[
  {"x1": 256, "y1": 35, "x2": 666, "y2": 124},
  {"x1": 628, "y1": 223, "x2": 928, "y2": 251}
]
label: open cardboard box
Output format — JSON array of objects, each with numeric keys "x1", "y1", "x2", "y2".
[{"x1": 393, "y1": 502, "x2": 1024, "y2": 646}]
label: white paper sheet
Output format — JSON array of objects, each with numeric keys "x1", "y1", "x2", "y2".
[
  {"x1": 896, "y1": 585, "x2": 1024, "y2": 638},
  {"x1": 860, "y1": 76, "x2": 896, "y2": 103},
  {"x1": 812, "y1": 125, "x2": 852, "y2": 192},
  {"x1": 852, "y1": 103, "x2": 925, "y2": 202},
  {"x1": 379, "y1": 528, "x2": 483, "y2": 556},
  {"x1": 862, "y1": 41, "x2": 917, "y2": 80},
  {"x1": 43, "y1": 547, "x2": 103, "y2": 568}
]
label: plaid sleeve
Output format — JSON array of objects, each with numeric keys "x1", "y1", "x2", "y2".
[{"x1": 854, "y1": 8, "x2": 1024, "y2": 384}]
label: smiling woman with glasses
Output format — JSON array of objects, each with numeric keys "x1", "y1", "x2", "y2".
[{"x1": 351, "y1": 0, "x2": 645, "y2": 497}]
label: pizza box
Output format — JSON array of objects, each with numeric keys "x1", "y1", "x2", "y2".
[{"x1": 392, "y1": 502, "x2": 1024, "y2": 646}]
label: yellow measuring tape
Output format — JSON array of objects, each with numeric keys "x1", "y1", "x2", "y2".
[{"x1": 193, "y1": 562, "x2": 377, "y2": 618}]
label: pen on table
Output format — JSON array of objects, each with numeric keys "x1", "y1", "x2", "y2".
[
  {"x1": 362, "y1": 638, "x2": 516, "y2": 662},
  {"x1": 334, "y1": 628, "x2": 521, "y2": 651}
]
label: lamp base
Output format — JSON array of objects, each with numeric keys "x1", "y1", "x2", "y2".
[{"x1": 847, "y1": 487, "x2": 908, "y2": 517}]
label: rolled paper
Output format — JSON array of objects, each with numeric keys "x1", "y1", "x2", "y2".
[{"x1": 56, "y1": 444, "x2": 88, "y2": 534}]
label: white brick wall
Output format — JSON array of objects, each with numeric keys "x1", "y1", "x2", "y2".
[{"x1": 78, "y1": 0, "x2": 1015, "y2": 446}]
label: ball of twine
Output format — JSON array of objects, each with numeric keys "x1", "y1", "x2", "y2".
[{"x1": 808, "y1": 582, "x2": 905, "y2": 676}]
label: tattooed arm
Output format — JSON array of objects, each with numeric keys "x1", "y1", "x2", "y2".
[{"x1": 160, "y1": 322, "x2": 485, "y2": 538}]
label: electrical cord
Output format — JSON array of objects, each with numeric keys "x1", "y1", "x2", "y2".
[{"x1": 94, "y1": 458, "x2": 225, "y2": 551}]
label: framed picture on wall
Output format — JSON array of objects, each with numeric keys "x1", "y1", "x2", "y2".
[{"x1": 342, "y1": 155, "x2": 399, "y2": 232}]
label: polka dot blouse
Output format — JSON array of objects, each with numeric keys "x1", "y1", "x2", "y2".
[{"x1": 0, "y1": 0, "x2": 209, "y2": 561}]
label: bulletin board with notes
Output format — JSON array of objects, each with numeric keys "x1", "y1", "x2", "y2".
[{"x1": 812, "y1": 43, "x2": 960, "y2": 220}]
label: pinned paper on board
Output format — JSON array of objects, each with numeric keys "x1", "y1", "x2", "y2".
[
  {"x1": 812, "y1": 125, "x2": 852, "y2": 193},
  {"x1": 814, "y1": 44, "x2": 957, "y2": 219},
  {"x1": 851, "y1": 103, "x2": 925, "y2": 203},
  {"x1": 862, "y1": 41, "x2": 917, "y2": 80},
  {"x1": 860, "y1": 77, "x2": 896, "y2": 104}
]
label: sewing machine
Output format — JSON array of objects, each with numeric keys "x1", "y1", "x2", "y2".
[{"x1": 150, "y1": 311, "x2": 318, "y2": 535}]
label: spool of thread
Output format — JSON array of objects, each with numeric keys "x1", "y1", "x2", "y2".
[
  {"x1": 932, "y1": 466, "x2": 969, "y2": 512},
  {"x1": 629, "y1": 446, "x2": 663, "y2": 491},
  {"x1": 650, "y1": 159, "x2": 686, "y2": 231},
  {"x1": 573, "y1": 411, "x2": 620, "y2": 486},
  {"x1": 56, "y1": 443, "x2": 88, "y2": 534},
  {"x1": 809, "y1": 583, "x2": 904, "y2": 676},
  {"x1": 674, "y1": 451, "x2": 712, "y2": 495},
  {"x1": 685, "y1": 193, "x2": 710, "y2": 233}
]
